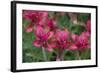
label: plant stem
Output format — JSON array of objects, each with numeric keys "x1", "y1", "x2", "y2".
[
  {"x1": 76, "y1": 50, "x2": 81, "y2": 60},
  {"x1": 56, "y1": 49, "x2": 64, "y2": 61},
  {"x1": 42, "y1": 47, "x2": 48, "y2": 61}
]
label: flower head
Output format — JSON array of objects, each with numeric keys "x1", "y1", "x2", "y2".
[
  {"x1": 23, "y1": 10, "x2": 49, "y2": 32},
  {"x1": 54, "y1": 29, "x2": 70, "y2": 49},
  {"x1": 33, "y1": 26, "x2": 54, "y2": 52},
  {"x1": 69, "y1": 32, "x2": 90, "y2": 50}
]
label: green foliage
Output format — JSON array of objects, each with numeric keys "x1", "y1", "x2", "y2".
[
  {"x1": 80, "y1": 49, "x2": 91, "y2": 59},
  {"x1": 22, "y1": 28, "x2": 44, "y2": 62},
  {"x1": 77, "y1": 13, "x2": 90, "y2": 22},
  {"x1": 57, "y1": 14, "x2": 70, "y2": 28},
  {"x1": 70, "y1": 24, "x2": 86, "y2": 35},
  {"x1": 63, "y1": 50, "x2": 76, "y2": 60},
  {"x1": 23, "y1": 18, "x2": 30, "y2": 26}
]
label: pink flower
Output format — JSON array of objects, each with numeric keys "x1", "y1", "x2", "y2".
[
  {"x1": 69, "y1": 44, "x2": 78, "y2": 50},
  {"x1": 33, "y1": 26, "x2": 54, "y2": 52},
  {"x1": 23, "y1": 10, "x2": 40, "y2": 22},
  {"x1": 23, "y1": 10, "x2": 48, "y2": 26},
  {"x1": 36, "y1": 12, "x2": 48, "y2": 26},
  {"x1": 46, "y1": 18, "x2": 57, "y2": 30},
  {"x1": 70, "y1": 32, "x2": 90, "y2": 50},
  {"x1": 33, "y1": 26, "x2": 49, "y2": 45},
  {"x1": 78, "y1": 32, "x2": 90, "y2": 49},
  {"x1": 24, "y1": 23, "x2": 33, "y2": 33},
  {"x1": 55, "y1": 30, "x2": 68, "y2": 42},
  {"x1": 54, "y1": 29, "x2": 70, "y2": 49},
  {"x1": 72, "y1": 34, "x2": 78, "y2": 42},
  {"x1": 23, "y1": 10, "x2": 49, "y2": 33}
]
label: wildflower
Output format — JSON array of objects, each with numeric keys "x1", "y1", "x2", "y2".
[
  {"x1": 54, "y1": 29, "x2": 70, "y2": 49},
  {"x1": 33, "y1": 26, "x2": 54, "y2": 52},
  {"x1": 70, "y1": 32, "x2": 90, "y2": 50}
]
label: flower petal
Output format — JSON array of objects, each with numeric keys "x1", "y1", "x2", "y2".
[
  {"x1": 47, "y1": 31, "x2": 54, "y2": 39},
  {"x1": 55, "y1": 30, "x2": 69, "y2": 41},
  {"x1": 69, "y1": 44, "x2": 78, "y2": 50},
  {"x1": 45, "y1": 47, "x2": 53, "y2": 52},
  {"x1": 25, "y1": 24, "x2": 33, "y2": 33},
  {"x1": 72, "y1": 34, "x2": 78, "y2": 41},
  {"x1": 33, "y1": 40, "x2": 41, "y2": 47}
]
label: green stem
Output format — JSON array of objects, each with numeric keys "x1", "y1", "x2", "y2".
[
  {"x1": 56, "y1": 49, "x2": 64, "y2": 61},
  {"x1": 76, "y1": 50, "x2": 81, "y2": 60},
  {"x1": 42, "y1": 47, "x2": 48, "y2": 61}
]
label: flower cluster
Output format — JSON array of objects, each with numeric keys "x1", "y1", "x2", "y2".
[{"x1": 23, "y1": 10, "x2": 91, "y2": 61}]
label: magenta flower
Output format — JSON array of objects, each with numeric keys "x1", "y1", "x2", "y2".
[
  {"x1": 33, "y1": 26, "x2": 54, "y2": 52},
  {"x1": 36, "y1": 11, "x2": 48, "y2": 26},
  {"x1": 46, "y1": 18, "x2": 57, "y2": 31},
  {"x1": 23, "y1": 10, "x2": 40, "y2": 22},
  {"x1": 70, "y1": 32, "x2": 90, "y2": 50},
  {"x1": 23, "y1": 10, "x2": 48, "y2": 25},
  {"x1": 24, "y1": 23, "x2": 33, "y2": 33},
  {"x1": 23, "y1": 10, "x2": 49, "y2": 32},
  {"x1": 54, "y1": 29, "x2": 70, "y2": 49}
]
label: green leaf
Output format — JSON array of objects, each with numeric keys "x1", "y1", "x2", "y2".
[
  {"x1": 77, "y1": 13, "x2": 90, "y2": 22},
  {"x1": 80, "y1": 49, "x2": 91, "y2": 60},
  {"x1": 22, "y1": 27, "x2": 45, "y2": 62},
  {"x1": 23, "y1": 18, "x2": 30, "y2": 26},
  {"x1": 64, "y1": 50, "x2": 76, "y2": 60},
  {"x1": 22, "y1": 30, "x2": 35, "y2": 49},
  {"x1": 57, "y1": 15, "x2": 70, "y2": 28},
  {"x1": 70, "y1": 24, "x2": 86, "y2": 35}
]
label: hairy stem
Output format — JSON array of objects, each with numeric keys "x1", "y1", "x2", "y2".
[
  {"x1": 56, "y1": 49, "x2": 64, "y2": 61},
  {"x1": 76, "y1": 50, "x2": 81, "y2": 60},
  {"x1": 42, "y1": 47, "x2": 48, "y2": 61}
]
